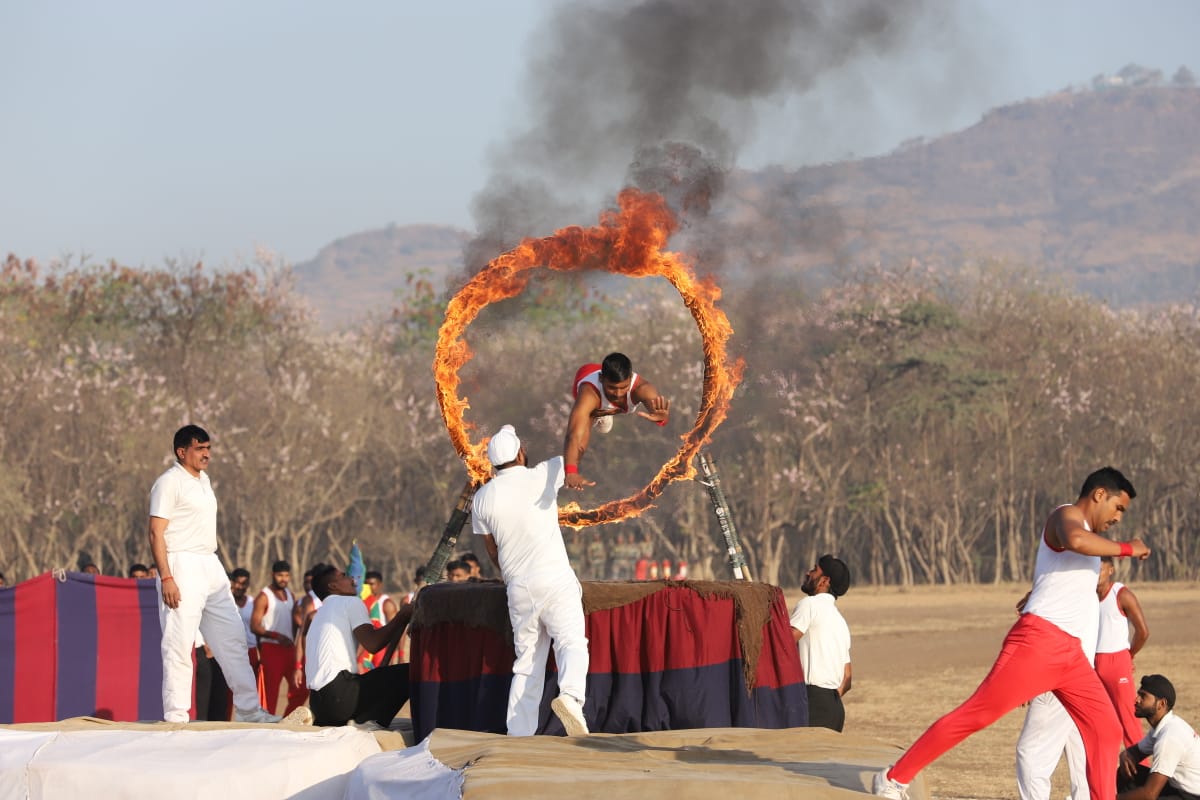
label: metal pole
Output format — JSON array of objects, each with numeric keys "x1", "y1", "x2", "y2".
[
  {"x1": 696, "y1": 450, "x2": 752, "y2": 581},
  {"x1": 422, "y1": 480, "x2": 477, "y2": 585}
]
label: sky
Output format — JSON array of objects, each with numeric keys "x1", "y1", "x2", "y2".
[{"x1": 1, "y1": 0, "x2": 1198, "y2": 270}]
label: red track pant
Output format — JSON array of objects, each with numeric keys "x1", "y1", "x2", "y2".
[
  {"x1": 1095, "y1": 649, "x2": 1143, "y2": 747},
  {"x1": 889, "y1": 613, "x2": 1121, "y2": 800},
  {"x1": 258, "y1": 641, "x2": 309, "y2": 716}
]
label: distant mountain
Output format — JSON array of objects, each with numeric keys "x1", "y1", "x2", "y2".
[
  {"x1": 292, "y1": 224, "x2": 468, "y2": 326},
  {"x1": 295, "y1": 84, "x2": 1200, "y2": 325},
  {"x1": 735, "y1": 85, "x2": 1200, "y2": 305}
]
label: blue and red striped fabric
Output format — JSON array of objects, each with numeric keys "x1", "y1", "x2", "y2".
[
  {"x1": 410, "y1": 582, "x2": 807, "y2": 739},
  {"x1": 0, "y1": 572, "x2": 162, "y2": 723}
]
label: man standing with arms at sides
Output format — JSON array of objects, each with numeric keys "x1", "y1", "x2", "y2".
[
  {"x1": 874, "y1": 467, "x2": 1150, "y2": 800},
  {"x1": 563, "y1": 352, "x2": 670, "y2": 491},
  {"x1": 149, "y1": 425, "x2": 279, "y2": 724},
  {"x1": 790, "y1": 555, "x2": 852, "y2": 732},
  {"x1": 252, "y1": 560, "x2": 308, "y2": 716},
  {"x1": 473, "y1": 424, "x2": 590, "y2": 736},
  {"x1": 1097, "y1": 555, "x2": 1151, "y2": 747},
  {"x1": 1118, "y1": 675, "x2": 1200, "y2": 800}
]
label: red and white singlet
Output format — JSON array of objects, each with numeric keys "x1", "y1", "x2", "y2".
[
  {"x1": 1022, "y1": 505, "x2": 1101, "y2": 662},
  {"x1": 573, "y1": 364, "x2": 641, "y2": 414}
]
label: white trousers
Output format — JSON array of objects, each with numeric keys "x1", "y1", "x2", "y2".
[
  {"x1": 505, "y1": 574, "x2": 589, "y2": 737},
  {"x1": 1016, "y1": 691, "x2": 1088, "y2": 800},
  {"x1": 159, "y1": 551, "x2": 260, "y2": 722}
]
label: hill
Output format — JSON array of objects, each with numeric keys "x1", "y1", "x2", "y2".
[
  {"x1": 294, "y1": 85, "x2": 1200, "y2": 325},
  {"x1": 736, "y1": 85, "x2": 1200, "y2": 305}
]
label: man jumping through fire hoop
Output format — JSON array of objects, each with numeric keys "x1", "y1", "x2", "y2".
[{"x1": 564, "y1": 352, "x2": 670, "y2": 491}]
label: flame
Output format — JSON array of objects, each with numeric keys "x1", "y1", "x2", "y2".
[{"x1": 434, "y1": 188, "x2": 743, "y2": 527}]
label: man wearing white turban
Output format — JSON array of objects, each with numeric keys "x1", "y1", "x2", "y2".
[{"x1": 472, "y1": 424, "x2": 590, "y2": 737}]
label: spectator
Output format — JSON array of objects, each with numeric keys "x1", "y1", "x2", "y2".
[
  {"x1": 0, "y1": 571, "x2": 7, "y2": 588},
  {"x1": 251, "y1": 559, "x2": 307, "y2": 716},
  {"x1": 790, "y1": 555, "x2": 853, "y2": 732},
  {"x1": 459, "y1": 553, "x2": 483, "y2": 580},
  {"x1": 296, "y1": 565, "x2": 413, "y2": 728},
  {"x1": 1118, "y1": 675, "x2": 1200, "y2": 799},
  {"x1": 361, "y1": 570, "x2": 399, "y2": 670},
  {"x1": 403, "y1": 566, "x2": 426, "y2": 604},
  {"x1": 445, "y1": 560, "x2": 470, "y2": 583},
  {"x1": 128, "y1": 563, "x2": 150, "y2": 579}
]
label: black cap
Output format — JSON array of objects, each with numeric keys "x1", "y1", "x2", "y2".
[
  {"x1": 1140, "y1": 674, "x2": 1176, "y2": 709},
  {"x1": 818, "y1": 554, "x2": 851, "y2": 597}
]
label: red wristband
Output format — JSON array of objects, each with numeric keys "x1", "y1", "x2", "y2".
[
  {"x1": 295, "y1": 662, "x2": 304, "y2": 670},
  {"x1": 565, "y1": 464, "x2": 579, "y2": 474},
  {"x1": 655, "y1": 419, "x2": 668, "y2": 427},
  {"x1": 1119, "y1": 541, "x2": 1133, "y2": 558}
]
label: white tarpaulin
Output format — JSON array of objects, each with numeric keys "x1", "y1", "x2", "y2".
[{"x1": 0, "y1": 726, "x2": 380, "y2": 800}]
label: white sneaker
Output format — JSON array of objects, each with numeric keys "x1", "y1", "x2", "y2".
[
  {"x1": 593, "y1": 415, "x2": 613, "y2": 434},
  {"x1": 283, "y1": 706, "x2": 314, "y2": 725},
  {"x1": 872, "y1": 767, "x2": 909, "y2": 799},
  {"x1": 350, "y1": 720, "x2": 386, "y2": 732},
  {"x1": 234, "y1": 707, "x2": 282, "y2": 723},
  {"x1": 551, "y1": 694, "x2": 590, "y2": 736}
]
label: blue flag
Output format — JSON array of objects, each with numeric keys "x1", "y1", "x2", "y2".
[{"x1": 348, "y1": 541, "x2": 367, "y2": 598}]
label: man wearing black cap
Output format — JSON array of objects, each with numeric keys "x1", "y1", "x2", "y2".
[
  {"x1": 790, "y1": 554, "x2": 852, "y2": 732},
  {"x1": 1118, "y1": 675, "x2": 1200, "y2": 800}
]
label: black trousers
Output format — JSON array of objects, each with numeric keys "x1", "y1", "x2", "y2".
[
  {"x1": 1119, "y1": 764, "x2": 1200, "y2": 800},
  {"x1": 805, "y1": 684, "x2": 845, "y2": 732},
  {"x1": 309, "y1": 664, "x2": 410, "y2": 727}
]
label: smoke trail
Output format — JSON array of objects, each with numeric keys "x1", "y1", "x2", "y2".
[{"x1": 468, "y1": 0, "x2": 972, "y2": 269}]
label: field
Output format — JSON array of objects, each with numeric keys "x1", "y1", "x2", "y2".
[{"x1": 786, "y1": 581, "x2": 1200, "y2": 799}]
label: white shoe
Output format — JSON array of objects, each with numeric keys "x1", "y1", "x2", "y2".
[
  {"x1": 872, "y1": 767, "x2": 909, "y2": 799},
  {"x1": 593, "y1": 415, "x2": 613, "y2": 434},
  {"x1": 350, "y1": 720, "x2": 386, "y2": 732},
  {"x1": 283, "y1": 706, "x2": 313, "y2": 725},
  {"x1": 551, "y1": 694, "x2": 590, "y2": 736},
  {"x1": 234, "y1": 706, "x2": 282, "y2": 723}
]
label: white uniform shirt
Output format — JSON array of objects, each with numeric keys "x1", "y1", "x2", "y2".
[
  {"x1": 1137, "y1": 711, "x2": 1200, "y2": 794},
  {"x1": 258, "y1": 586, "x2": 296, "y2": 638},
  {"x1": 148, "y1": 462, "x2": 218, "y2": 554},
  {"x1": 789, "y1": 593, "x2": 851, "y2": 690},
  {"x1": 305, "y1": 595, "x2": 370, "y2": 692},
  {"x1": 472, "y1": 457, "x2": 573, "y2": 585}
]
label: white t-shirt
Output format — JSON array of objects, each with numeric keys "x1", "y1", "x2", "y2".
[
  {"x1": 305, "y1": 595, "x2": 370, "y2": 692},
  {"x1": 148, "y1": 462, "x2": 218, "y2": 554},
  {"x1": 1137, "y1": 711, "x2": 1200, "y2": 794},
  {"x1": 472, "y1": 457, "x2": 573, "y2": 585},
  {"x1": 790, "y1": 593, "x2": 851, "y2": 691}
]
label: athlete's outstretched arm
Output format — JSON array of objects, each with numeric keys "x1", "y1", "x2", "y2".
[
  {"x1": 1049, "y1": 505, "x2": 1149, "y2": 559},
  {"x1": 631, "y1": 380, "x2": 669, "y2": 425},
  {"x1": 563, "y1": 392, "x2": 598, "y2": 490}
]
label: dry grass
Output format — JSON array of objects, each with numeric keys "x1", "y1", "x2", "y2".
[{"x1": 781, "y1": 581, "x2": 1200, "y2": 800}]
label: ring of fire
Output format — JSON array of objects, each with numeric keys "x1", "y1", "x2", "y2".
[{"x1": 433, "y1": 188, "x2": 743, "y2": 528}]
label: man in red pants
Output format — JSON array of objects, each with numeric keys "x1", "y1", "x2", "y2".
[
  {"x1": 251, "y1": 559, "x2": 309, "y2": 716},
  {"x1": 1096, "y1": 555, "x2": 1151, "y2": 747},
  {"x1": 873, "y1": 467, "x2": 1151, "y2": 800}
]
